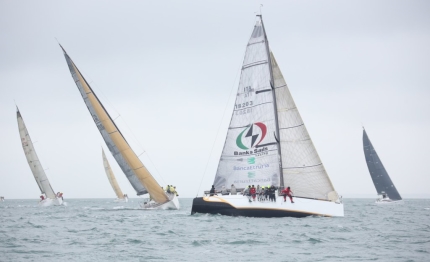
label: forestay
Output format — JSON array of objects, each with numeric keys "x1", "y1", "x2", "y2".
[
  {"x1": 61, "y1": 46, "x2": 168, "y2": 204},
  {"x1": 102, "y1": 149, "x2": 125, "y2": 199},
  {"x1": 363, "y1": 129, "x2": 402, "y2": 200},
  {"x1": 17, "y1": 109, "x2": 57, "y2": 199}
]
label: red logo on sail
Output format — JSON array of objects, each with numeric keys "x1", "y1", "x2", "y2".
[{"x1": 236, "y1": 122, "x2": 267, "y2": 150}]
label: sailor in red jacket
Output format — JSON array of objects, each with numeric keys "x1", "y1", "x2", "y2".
[
  {"x1": 281, "y1": 186, "x2": 294, "y2": 203},
  {"x1": 250, "y1": 185, "x2": 257, "y2": 201}
]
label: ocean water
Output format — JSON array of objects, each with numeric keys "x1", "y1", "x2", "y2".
[{"x1": 0, "y1": 198, "x2": 429, "y2": 262}]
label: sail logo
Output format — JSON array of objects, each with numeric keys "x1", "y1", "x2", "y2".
[
  {"x1": 236, "y1": 122, "x2": 267, "y2": 150},
  {"x1": 21, "y1": 138, "x2": 28, "y2": 147},
  {"x1": 247, "y1": 157, "x2": 255, "y2": 164},
  {"x1": 233, "y1": 164, "x2": 269, "y2": 171}
]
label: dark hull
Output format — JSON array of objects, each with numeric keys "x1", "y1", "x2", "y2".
[{"x1": 191, "y1": 197, "x2": 312, "y2": 218}]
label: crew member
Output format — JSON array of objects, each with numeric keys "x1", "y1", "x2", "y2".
[
  {"x1": 209, "y1": 185, "x2": 216, "y2": 196},
  {"x1": 282, "y1": 186, "x2": 294, "y2": 203},
  {"x1": 250, "y1": 185, "x2": 256, "y2": 201},
  {"x1": 230, "y1": 184, "x2": 237, "y2": 195}
]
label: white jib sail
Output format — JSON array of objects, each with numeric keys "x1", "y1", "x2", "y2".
[
  {"x1": 271, "y1": 53, "x2": 337, "y2": 201},
  {"x1": 102, "y1": 148, "x2": 125, "y2": 199},
  {"x1": 17, "y1": 109, "x2": 57, "y2": 199}
]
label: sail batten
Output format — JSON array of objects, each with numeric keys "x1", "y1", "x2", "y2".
[
  {"x1": 17, "y1": 109, "x2": 57, "y2": 199},
  {"x1": 62, "y1": 48, "x2": 168, "y2": 203},
  {"x1": 363, "y1": 129, "x2": 402, "y2": 200}
]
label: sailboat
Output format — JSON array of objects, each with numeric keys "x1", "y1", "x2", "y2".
[
  {"x1": 17, "y1": 108, "x2": 64, "y2": 206},
  {"x1": 60, "y1": 45, "x2": 179, "y2": 210},
  {"x1": 363, "y1": 128, "x2": 402, "y2": 204},
  {"x1": 0, "y1": 196, "x2": 4, "y2": 202},
  {"x1": 191, "y1": 15, "x2": 344, "y2": 217},
  {"x1": 102, "y1": 148, "x2": 128, "y2": 202}
]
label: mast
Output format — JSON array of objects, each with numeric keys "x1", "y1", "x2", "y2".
[{"x1": 258, "y1": 15, "x2": 284, "y2": 189}]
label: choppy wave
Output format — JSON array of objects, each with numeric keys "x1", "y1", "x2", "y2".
[{"x1": 0, "y1": 199, "x2": 429, "y2": 261}]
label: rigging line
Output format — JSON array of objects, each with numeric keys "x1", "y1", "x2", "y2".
[
  {"x1": 142, "y1": 153, "x2": 167, "y2": 186},
  {"x1": 195, "y1": 58, "x2": 244, "y2": 198},
  {"x1": 81, "y1": 68, "x2": 167, "y2": 184},
  {"x1": 88, "y1": 80, "x2": 149, "y2": 159},
  {"x1": 115, "y1": 116, "x2": 167, "y2": 185}
]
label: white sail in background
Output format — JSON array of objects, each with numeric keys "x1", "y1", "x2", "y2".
[
  {"x1": 271, "y1": 53, "x2": 337, "y2": 201},
  {"x1": 17, "y1": 108, "x2": 57, "y2": 199},
  {"x1": 61, "y1": 46, "x2": 169, "y2": 205},
  {"x1": 102, "y1": 148, "x2": 125, "y2": 200}
]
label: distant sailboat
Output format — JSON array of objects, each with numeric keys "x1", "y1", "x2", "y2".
[
  {"x1": 17, "y1": 108, "x2": 64, "y2": 206},
  {"x1": 0, "y1": 196, "x2": 4, "y2": 202},
  {"x1": 60, "y1": 46, "x2": 179, "y2": 210},
  {"x1": 102, "y1": 148, "x2": 128, "y2": 202},
  {"x1": 363, "y1": 128, "x2": 402, "y2": 203},
  {"x1": 191, "y1": 15, "x2": 344, "y2": 217}
]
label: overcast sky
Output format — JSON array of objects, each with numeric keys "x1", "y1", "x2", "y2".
[{"x1": 1, "y1": 0, "x2": 429, "y2": 199}]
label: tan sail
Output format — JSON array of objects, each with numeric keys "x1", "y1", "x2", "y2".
[
  {"x1": 102, "y1": 149, "x2": 125, "y2": 199},
  {"x1": 62, "y1": 47, "x2": 168, "y2": 204}
]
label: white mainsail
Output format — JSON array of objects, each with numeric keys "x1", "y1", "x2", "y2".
[
  {"x1": 17, "y1": 108, "x2": 57, "y2": 199},
  {"x1": 213, "y1": 17, "x2": 282, "y2": 190},
  {"x1": 60, "y1": 46, "x2": 169, "y2": 205},
  {"x1": 213, "y1": 16, "x2": 338, "y2": 201},
  {"x1": 102, "y1": 148, "x2": 125, "y2": 200}
]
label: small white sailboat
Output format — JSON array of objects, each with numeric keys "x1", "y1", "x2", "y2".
[
  {"x1": 102, "y1": 148, "x2": 128, "y2": 202},
  {"x1": 0, "y1": 196, "x2": 4, "y2": 202},
  {"x1": 17, "y1": 108, "x2": 64, "y2": 206},
  {"x1": 60, "y1": 46, "x2": 179, "y2": 210},
  {"x1": 191, "y1": 15, "x2": 344, "y2": 217},
  {"x1": 363, "y1": 128, "x2": 403, "y2": 204}
]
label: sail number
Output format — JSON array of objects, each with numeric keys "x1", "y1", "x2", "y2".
[
  {"x1": 236, "y1": 108, "x2": 252, "y2": 115},
  {"x1": 243, "y1": 86, "x2": 254, "y2": 97},
  {"x1": 235, "y1": 101, "x2": 253, "y2": 109}
]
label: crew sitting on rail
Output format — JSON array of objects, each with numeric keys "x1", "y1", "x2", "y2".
[
  {"x1": 230, "y1": 184, "x2": 237, "y2": 195},
  {"x1": 209, "y1": 185, "x2": 217, "y2": 196},
  {"x1": 172, "y1": 186, "x2": 179, "y2": 196},
  {"x1": 221, "y1": 186, "x2": 228, "y2": 195}
]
